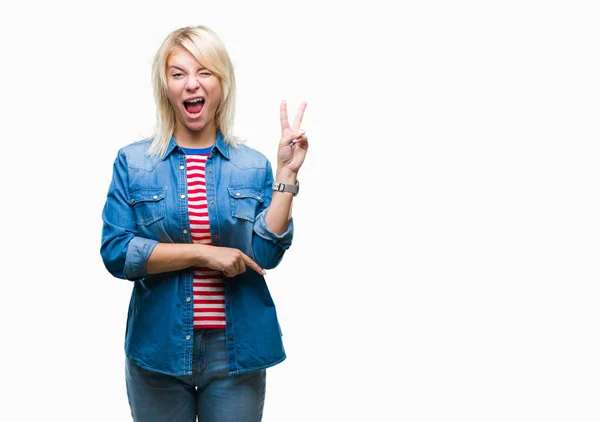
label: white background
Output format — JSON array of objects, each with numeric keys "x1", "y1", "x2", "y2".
[{"x1": 1, "y1": 0, "x2": 599, "y2": 421}]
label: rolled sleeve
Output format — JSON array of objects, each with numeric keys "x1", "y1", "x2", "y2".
[
  {"x1": 252, "y1": 210, "x2": 294, "y2": 269},
  {"x1": 253, "y1": 211, "x2": 294, "y2": 249},
  {"x1": 124, "y1": 236, "x2": 159, "y2": 280}
]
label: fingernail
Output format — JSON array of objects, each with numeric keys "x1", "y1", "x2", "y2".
[
  {"x1": 298, "y1": 129, "x2": 305, "y2": 135},
  {"x1": 261, "y1": 270, "x2": 267, "y2": 275}
]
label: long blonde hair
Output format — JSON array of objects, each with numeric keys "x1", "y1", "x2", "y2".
[{"x1": 147, "y1": 25, "x2": 239, "y2": 157}]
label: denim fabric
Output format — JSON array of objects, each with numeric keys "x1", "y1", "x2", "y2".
[
  {"x1": 101, "y1": 133, "x2": 291, "y2": 376},
  {"x1": 126, "y1": 329, "x2": 266, "y2": 422}
]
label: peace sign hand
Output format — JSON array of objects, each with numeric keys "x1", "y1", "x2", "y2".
[{"x1": 278, "y1": 100, "x2": 308, "y2": 175}]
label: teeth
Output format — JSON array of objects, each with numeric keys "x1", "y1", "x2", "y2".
[{"x1": 186, "y1": 98, "x2": 204, "y2": 103}]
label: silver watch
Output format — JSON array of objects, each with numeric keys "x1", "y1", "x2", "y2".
[{"x1": 272, "y1": 180, "x2": 299, "y2": 196}]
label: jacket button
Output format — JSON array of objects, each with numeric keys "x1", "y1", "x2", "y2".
[{"x1": 229, "y1": 335, "x2": 234, "y2": 341}]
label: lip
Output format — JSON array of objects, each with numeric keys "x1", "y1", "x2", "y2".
[{"x1": 183, "y1": 96, "x2": 205, "y2": 102}]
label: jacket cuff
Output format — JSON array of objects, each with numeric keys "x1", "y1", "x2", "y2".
[
  {"x1": 253, "y1": 211, "x2": 294, "y2": 250},
  {"x1": 124, "y1": 237, "x2": 159, "y2": 281}
]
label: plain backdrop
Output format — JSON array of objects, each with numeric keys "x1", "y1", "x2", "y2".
[{"x1": 1, "y1": 0, "x2": 599, "y2": 421}]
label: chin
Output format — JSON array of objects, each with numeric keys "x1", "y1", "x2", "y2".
[
  {"x1": 185, "y1": 122, "x2": 205, "y2": 132},
  {"x1": 178, "y1": 115, "x2": 206, "y2": 133}
]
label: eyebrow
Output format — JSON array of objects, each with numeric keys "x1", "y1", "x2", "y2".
[{"x1": 168, "y1": 65, "x2": 208, "y2": 72}]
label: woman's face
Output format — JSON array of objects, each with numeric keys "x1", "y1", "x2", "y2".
[{"x1": 166, "y1": 47, "x2": 222, "y2": 136}]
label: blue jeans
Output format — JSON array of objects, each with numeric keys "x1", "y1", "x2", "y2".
[{"x1": 126, "y1": 329, "x2": 266, "y2": 422}]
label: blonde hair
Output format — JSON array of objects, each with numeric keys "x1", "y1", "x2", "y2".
[{"x1": 147, "y1": 25, "x2": 239, "y2": 157}]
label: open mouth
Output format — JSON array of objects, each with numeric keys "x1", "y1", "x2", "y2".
[{"x1": 184, "y1": 97, "x2": 205, "y2": 116}]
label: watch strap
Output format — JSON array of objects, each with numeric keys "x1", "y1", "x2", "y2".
[{"x1": 272, "y1": 181, "x2": 299, "y2": 196}]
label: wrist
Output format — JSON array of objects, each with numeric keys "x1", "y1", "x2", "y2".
[
  {"x1": 275, "y1": 167, "x2": 297, "y2": 184},
  {"x1": 193, "y1": 243, "x2": 210, "y2": 267},
  {"x1": 272, "y1": 179, "x2": 299, "y2": 196}
]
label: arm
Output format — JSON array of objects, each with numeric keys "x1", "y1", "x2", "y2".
[
  {"x1": 147, "y1": 243, "x2": 264, "y2": 277},
  {"x1": 265, "y1": 167, "x2": 297, "y2": 234},
  {"x1": 100, "y1": 151, "x2": 157, "y2": 281},
  {"x1": 251, "y1": 101, "x2": 308, "y2": 269},
  {"x1": 265, "y1": 100, "x2": 308, "y2": 234}
]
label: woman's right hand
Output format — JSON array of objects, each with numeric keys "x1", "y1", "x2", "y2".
[{"x1": 196, "y1": 243, "x2": 266, "y2": 277}]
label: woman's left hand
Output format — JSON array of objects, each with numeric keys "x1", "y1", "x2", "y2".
[{"x1": 277, "y1": 100, "x2": 308, "y2": 175}]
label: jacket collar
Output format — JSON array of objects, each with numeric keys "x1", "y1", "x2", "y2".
[
  {"x1": 162, "y1": 131, "x2": 230, "y2": 160},
  {"x1": 212, "y1": 131, "x2": 230, "y2": 160}
]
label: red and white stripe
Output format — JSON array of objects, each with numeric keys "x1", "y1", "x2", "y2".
[{"x1": 186, "y1": 153, "x2": 226, "y2": 329}]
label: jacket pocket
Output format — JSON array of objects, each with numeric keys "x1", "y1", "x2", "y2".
[
  {"x1": 228, "y1": 186, "x2": 264, "y2": 222},
  {"x1": 129, "y1": 188, "x2": 166, "y2": 226}
]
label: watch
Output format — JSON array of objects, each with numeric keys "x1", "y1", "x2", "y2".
[{"x1": 272, "y1": 180, "x2": 299, "y2": 196}]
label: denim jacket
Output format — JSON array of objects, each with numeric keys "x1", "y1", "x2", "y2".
[{"x1": 100, "y1": 133, "x2": 292, "y2": 376}]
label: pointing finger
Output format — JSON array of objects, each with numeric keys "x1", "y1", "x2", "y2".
[{"x1": 242, "y1": 253, "x2": 267, "y2": 276}]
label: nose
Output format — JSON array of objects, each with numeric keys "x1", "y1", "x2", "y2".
[{"x1": 185, "y1": 75, "x2": 200, "y2": 92}]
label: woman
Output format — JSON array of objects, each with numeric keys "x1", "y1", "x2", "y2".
[{"x1": 100, "y1": 25, "x2": 308, "y2": 421}]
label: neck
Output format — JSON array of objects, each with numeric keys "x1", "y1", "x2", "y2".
[{"x1": 174, "y1": 121, "x2": 218, "y2": 148}]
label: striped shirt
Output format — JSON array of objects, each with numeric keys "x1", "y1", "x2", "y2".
[{"x1": 182, "y1": 146, "x2": 226, "y2": 329}]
